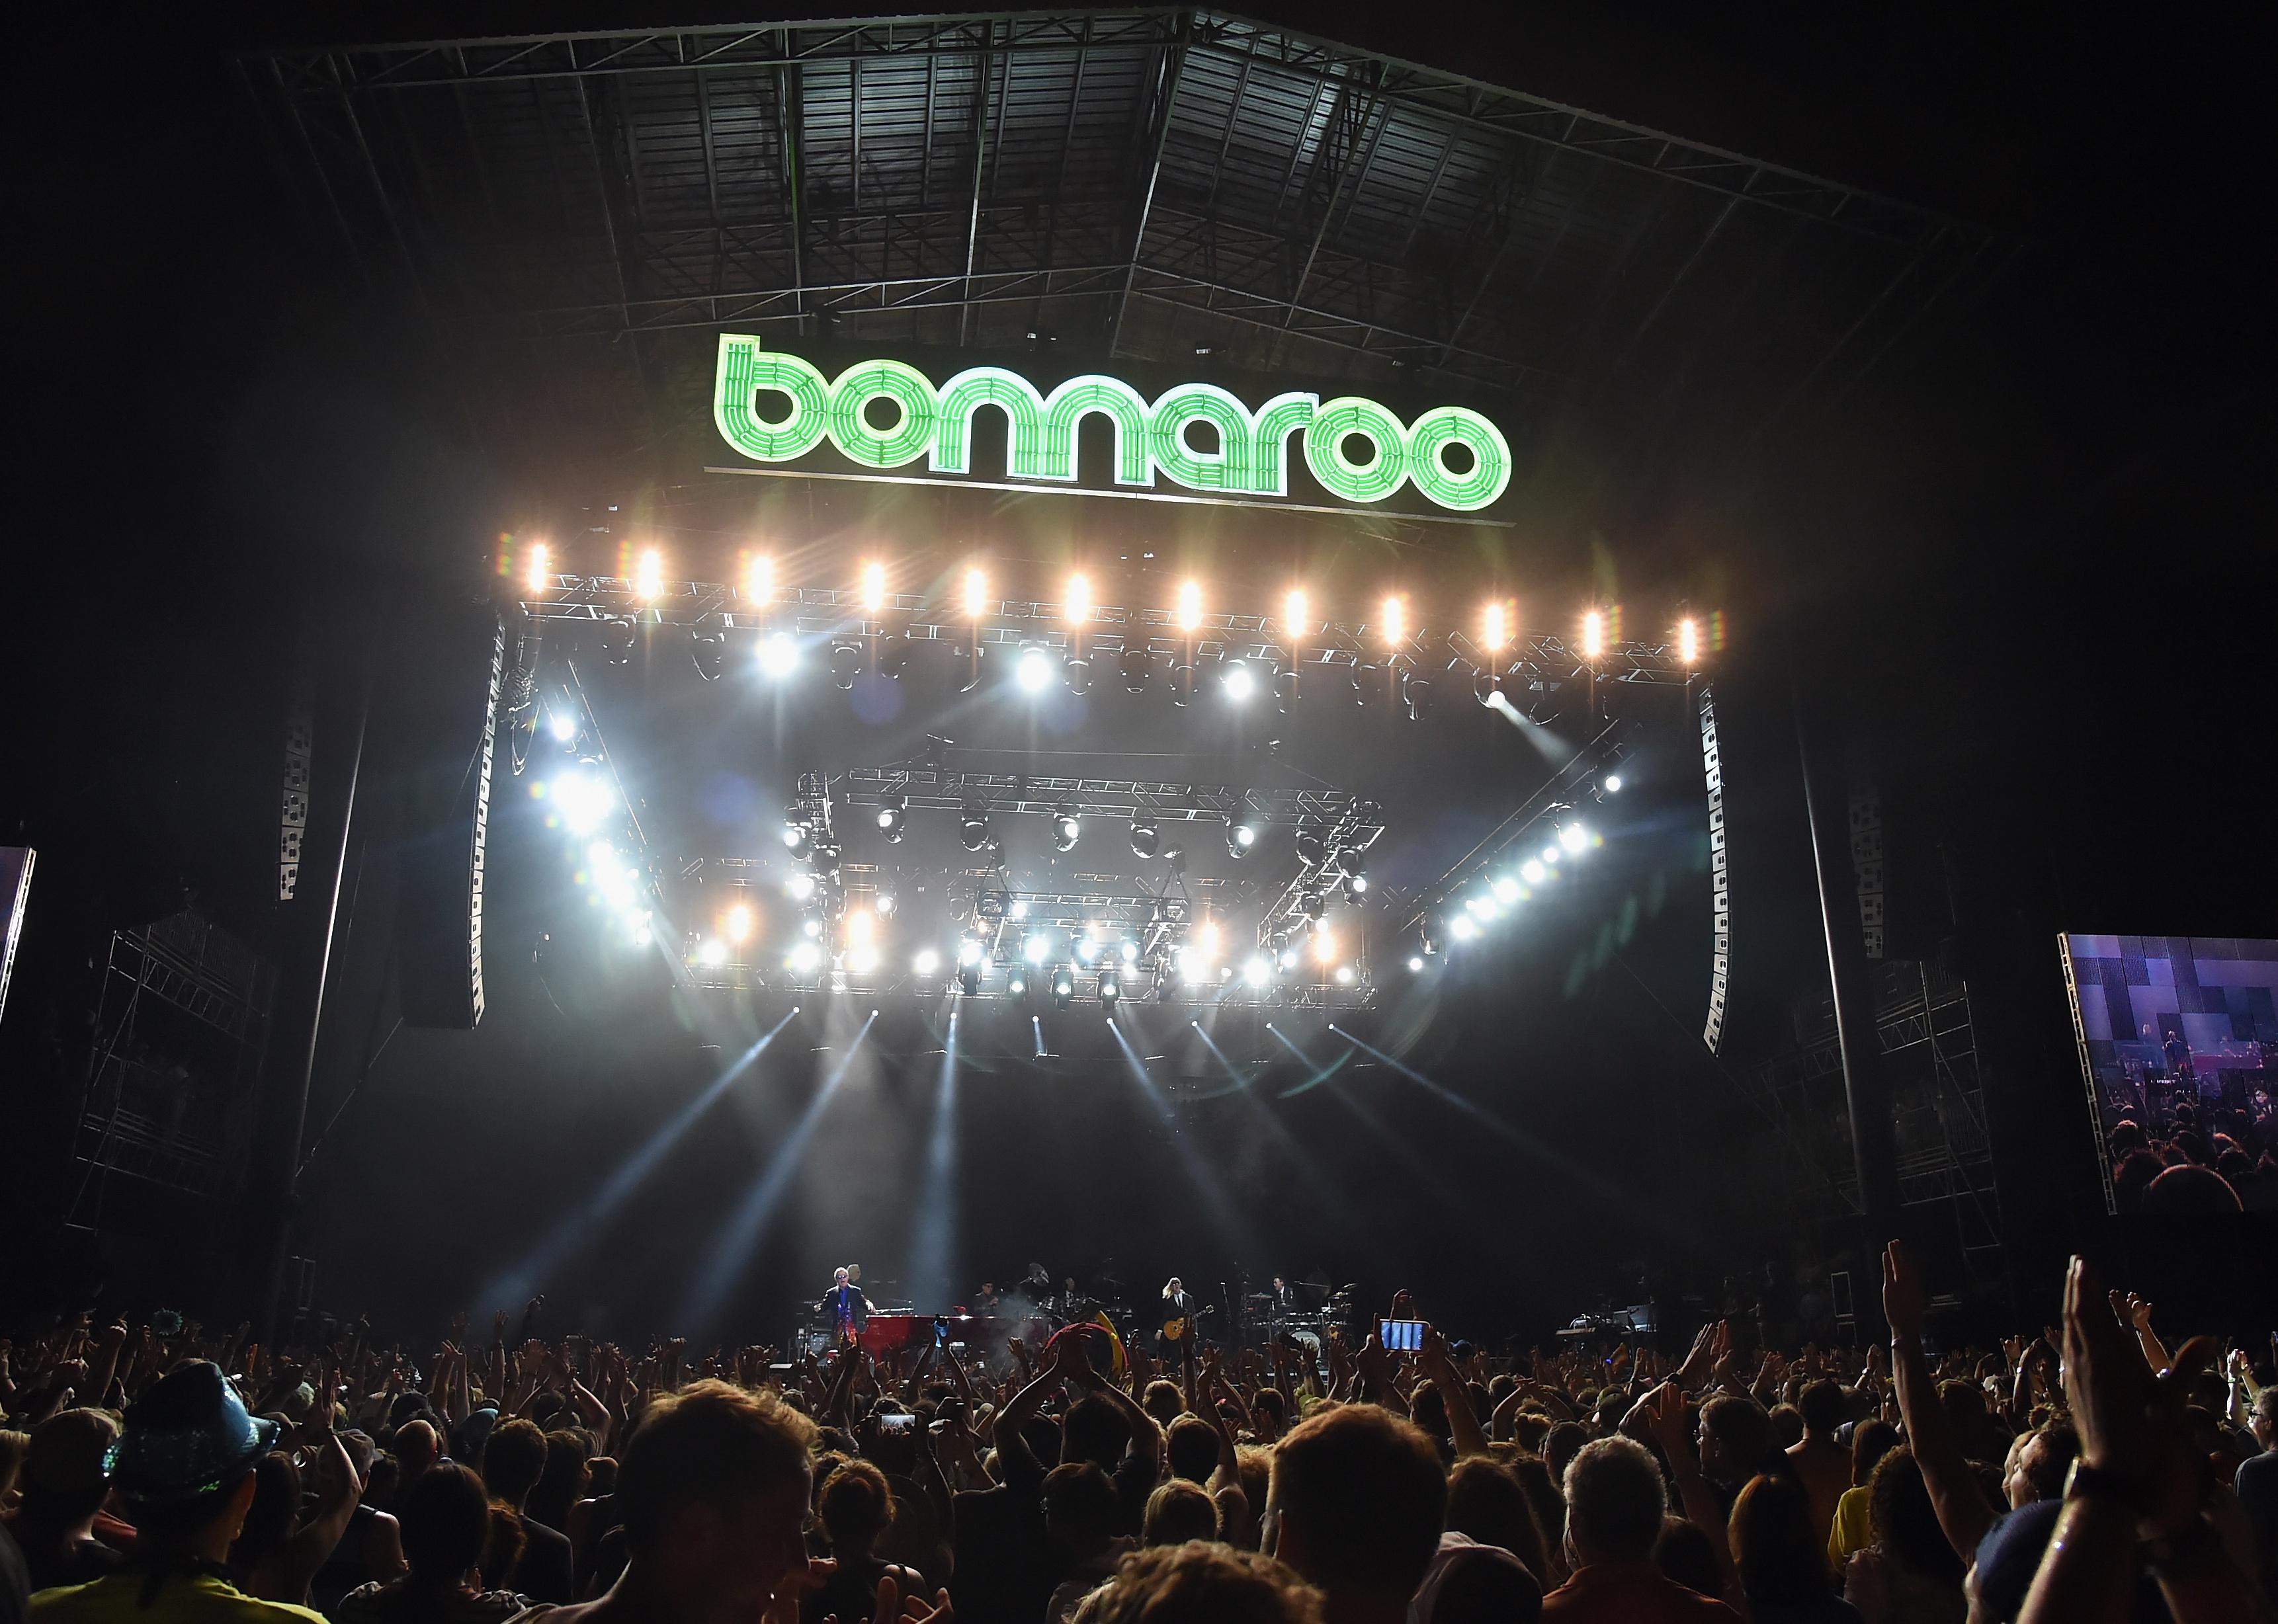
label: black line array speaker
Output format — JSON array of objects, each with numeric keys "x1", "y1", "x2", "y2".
[{"x1": 395, "y1": 606, "x2": 505, "y2": 1029}]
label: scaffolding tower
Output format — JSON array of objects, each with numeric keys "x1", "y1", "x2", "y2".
[{"x1": 65, "y1": 911, "x2": 277, "y2": 1235}]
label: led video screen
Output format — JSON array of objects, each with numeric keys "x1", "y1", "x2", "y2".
[{"x1": 2059, "y1": 934, "x2": 2278, "y2": 1213}]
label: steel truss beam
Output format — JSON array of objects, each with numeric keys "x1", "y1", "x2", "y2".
[{"x1": 516, "y1": 579, "x2": 1704, "y2": 688}]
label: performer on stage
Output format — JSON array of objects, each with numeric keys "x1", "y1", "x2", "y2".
[
  {"x1": 820, "y1": 1266, "x2": 872, "y2": 1346},
  {"x1": 973, "y1": 1280, "x2": 1002, "y2": 1312},
  {"x1": 1158, "y1": 1276, "x2": 1202, "y2": 1354}
]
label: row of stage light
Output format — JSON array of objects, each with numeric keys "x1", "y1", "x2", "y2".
[{"x1": 515, "y1": 543, "x2": 1721, "y2": 671}]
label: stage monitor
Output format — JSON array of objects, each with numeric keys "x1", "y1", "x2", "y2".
[{"x1": 2058, "y1": 934, "x2": 2276, "y2": 1214}]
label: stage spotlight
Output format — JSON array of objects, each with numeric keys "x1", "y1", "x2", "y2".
[
  {"x1": 547, "y1": 710, "x2": 576, "y2": 743},
  {"x1": 1226, "y1": 818, "x2": 1259, "y2": 857},
  {"x1": 848, "y1": 945, "x2": 880, "y2": 973},
  {"x1": 1052, "y1": 807, "x2": 1081, "y2": 852},
  {"x1": 1130, "y1": 818, "x2": 1161, "y2": 859},
  {"x1": 828, "y1": 642, "x2": 861, "y2": 690},
  {"x1": 1335, "y1": 964, "x2": 1357, "y2": 985},
  {"x1": 636, "y1": 548, "x2": 665, "y2": 600},
  {"x1": 802, "y1": 916, "x2": 823, "y2": 938},
  {"x1": 1222, "y1": 661, "x2": 1257, "y2": 701},
  {"x1": 958, "y1": 937, "x2": 986, "y2": 967},
  {"x1": 1493, "y1": 875, "x2": 1521, "y2": 905},
  {"x1": 1349, "y1": 661, "x2": 1380, "y2": 706},
  {"x1": 1472, "y1": 668, "x2": 1502, "y2": 707},
  {"x1": 1279, "y1": 946, "x2": 1300, "y2": 970},
  {"x1": 757, "y1": 632, "x2": 799, "y2": 678},
  {"x1": 553, "y1": 774, "x2": 613, "y2": 834},
  {"x1": 786, "y1": 872, "x2": 816, "y2": 901},
  {"x1": 1066, "y1": 657, "x2": 1093, "y2": 695},
  {"x1": 697, "y1": 939, "x2": 727, "y2": 967},
  {"x1": 1295, "y1": 831, "x2": 1327, "y2": 865},
  {"x1": 1176, "y1": 581, "x2": 1202, "y2": 631},
  {"x1": 813, "y1": 844, "x2": 842, "y2": 881},
  {"x1": 1023, "y1": 934, "x2": 1049, "y2": 965},
  {"x1": 1380, "y1": 594, "x2": 1406, "y2": 649},
  {"x1": 913, "y1": 948, "x2": 941, "y2": 977},
  {"x1": 725, "y1": 903, "x2": 753, "y2": 943},
  {"x1": 1403, "y1": 674, "x2": 1434, "y2": 720},
  {"x1": 1051, "y1": 965, "x2": 1075, "y2": 1008},
  {"x1": 1603, "y1": 773, "x2": 1624, "y2": 793},
  {"x1": 1299, "y1": 891, "x2": 1327, "y2": 922},
  {"x1": 1450, "y1": 914, "x2": 1478, "y2": 942},
  {"x1": 1120, "y1": 940, "x2": 1139, "y2": 964},
  {"x1": 1408, "y1": 954, "x2": 1425, "y2": 973},
  {"x1": 1098, "y1": 968, "x2": 1120, "y2": 1007},
  {"x1": 1342, "y1": 870, "x2": 1370, "y2": 899},
  {"x1": 1007, "y1": 968, "x2": 1028, "y2": 995},
  {"x1": 743, "y1": 552, "x2": 774, "y2": 604},
  {"x1": 1010, "y1": 900, "x2": 1029, "y2": 920},
  {"x1": 783, "y1": 821, "x2": 813, "y2": 858},
  {"x1": 1542, "y1": 844, "x2": 1561, "y2": 864},
  {"x1": 1015, "y1": 646, "x2": 1056, "y2": 693},
  {"x1": 861, "y1": 561, "x2": 886, "y2": 614},
  {"x1": 1582, "y1": 609, "x2": 1605, "y2": 660},
  {"x1": 599, "y1": 618, "x2": 636, "y2": 665},
  {"x1": 959, "y1": 804, "x2": 991, "y2": 852},
  {"x1": 1283, "y1": 589, "x2": 1308, "y2": 639},
  {"x1": 875, "y1": 891, "x2": 897, "y2": 917},
  {"x1": 788, "y1": 940, "x2": 823, "y2": 972},
  {"x1": 1482, "y1": 599, "x2": 1510, "y2": 652},
  {"x1": 1119, "y1": 646, "x2": 1154, "y2": 694},
  {"x1": 877, "y1": 795, "x2": 907, "y2": 839},
  {"x1": 1560, "y1": 823, "x2": 1589, "y2": 855},
  {"x1": 1313, "y1": 927, "x2": 1338, "y2": 965},
  {"x1": 964, "y1": 566, "x2": 988, "y2": 620},
  {"x1": 525, "y1": 542, "x2": 550, "y2": 595},
  {"x1": 1243, "y1": 955, "x2": 1272, "y2": 987},
  {"x1": 1678, "y1": 616, "x2": 1701, "y2": 666},
  {"x1": 1076, "y1": 934, "x2": 1099, "y2": 965},
  {"x1": 1065, "y1": 573, "x2": 1091, "y2": 626}
]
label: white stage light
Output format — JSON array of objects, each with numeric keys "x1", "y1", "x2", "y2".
[
  {"x1": 1279, "y1": 948, "x2": 1299, "y2": 969},
  {"x1": 958, "y1": 938, "x2": 985, "y2": 967},
  {"x1": 786, "y1": 873, "x2": 816, "y2": 901},
  {"x1": 725, "y1": 904, "x2": 753, "y2": 943},
  {"x1": 525, "y1": 543, "x2": 550, "y2": 595},
  {"x1": 1560, "y1": 824, "x2": 1589, "y2": 854},
  {"x1": 636, "y1": 548, "x2": 664, "y2": 600},
  {"x1": 1451, "y1": 914, "x2": 1478, "y2": 941},
  {"x1": 913, "y1": 948, "x2": 940, "y2": 976},
  {"x1": 697, "y1": 940, "x2": 727, "y2": 967},
  {"x1": 1076, "y1": 937, "x2": 1099, "y2": 964},
  {"x1": 1408, "y1": 955, "x2": 1425, "y2": 973},
  {"x1": 1024, "y1": 935, "x2": 1049, "y2": 965},
  {"x1": 1604, "y1": 774, "x2": 1623, "y2": 793},
  {"x1": 1016, "y1": 647, "x2": 1055, "y2": 692},
  {"x1": 1493, "y1": 876, "x2": 1520, "y2": 905},
  {"x1": 789, "y1": 941, "x2": 822, "y2": 971},
  {"x1": 861, "y1": 562, "x2": 886, "y2": 612},
  {"x1": 1335, "y1": 965, "x2": 1355, "y2": 985},
  {"x1": 1120, "y1": 940, "x2": 1139, "y2": 964},
  {"x1": 1542, "y1": 844, "x2": 1561, "y2": 864},
  {"x1": 1010, "y1": 900, "x2": 1029, "y2": 920},
  {"x1": 875, "y1": 892, "x2": 897, "y2": 916},
  {"x1": 759, "y1": 633, "x2": 799, "y2": 678},
  {"x1": 548, "y1": 711, "x2": 575, "y2": 742},
  {"x1": 1222, "y1": 662, "x2": 1256, "y2": 701},
  {"x1": 554, "y1": 774, "x2": 612, "y2": 834},
  {"x1": 1243, "y1": 956, "x2": 1272, "y2": 987},
  {"x1": 1520, "y1": 860, "x2": 1545, "y2": 885},
  {"x1": 849, "y1": 946, "x2": 880, "y2": 973}
]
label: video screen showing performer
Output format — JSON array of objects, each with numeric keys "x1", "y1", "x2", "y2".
[{"x1": 2060, "y1": 933, "x2": 2278, "y2": 1213}]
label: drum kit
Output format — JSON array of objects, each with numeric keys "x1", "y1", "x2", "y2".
[{"x1": 1244, "y1": 1281, "x2": 1356, "y2": 1356}]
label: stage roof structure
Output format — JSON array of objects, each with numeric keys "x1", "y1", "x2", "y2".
[{"x1": 237, "y1": 8, "x2": 2019, "y2": 451}]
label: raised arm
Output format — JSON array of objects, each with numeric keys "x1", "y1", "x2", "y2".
[
  {"x1": 1882, "y1": 1240, "x2": 2000, "y2": 1563},
  {"x1": 1420, "y1": 1328, "x2": 1489, "y2": 1459}
]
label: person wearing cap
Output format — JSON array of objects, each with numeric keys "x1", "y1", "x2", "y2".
[
  {"x1": 3, "y1": 1412, "x2": 123, "y2": 1594},
  {"x1": 29, "y1": 1361, "x2": 325, "y2": 1621}
]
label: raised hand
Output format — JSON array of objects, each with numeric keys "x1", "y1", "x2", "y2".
[
  {"x1": 1881, "y1": 1240, "x2": 1925, "y2": 1341},
  {"x1": 2062, "y1": 1254, "x2": 2218, "y2": 1540}
]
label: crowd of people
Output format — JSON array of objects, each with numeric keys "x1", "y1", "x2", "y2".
[{"x1": 3, "y1": 1242, "x2": 2275, "y2": 1624}]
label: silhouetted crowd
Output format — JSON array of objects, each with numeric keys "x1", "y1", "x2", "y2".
[{"x1": 4, "y1": 1242, "x2": 2275, "y2": 1624}]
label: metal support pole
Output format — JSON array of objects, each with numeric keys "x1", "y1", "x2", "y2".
[{"x1": 1796, "y1": 678, "x2": 1902, "y2": 1228}]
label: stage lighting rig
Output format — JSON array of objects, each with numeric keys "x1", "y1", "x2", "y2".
[
  {"x1": 1226, "y1": 817, "x2": 1259, "y2": 858},
  {"x1": 1052, "y1": 806, "x2": 1081, "y2": 853},
  {"x1": 781, "y1": 819, "x2": 813, "y2": 860},
  {"x1": 959, "y1": 804, "x2": 993, "y2": 853},
  {"x1": 1050, "y1": 965, "x2": 1076, "y2": 1008},
  {"x1": 913, "y1": 948, "x2": 940, "y2": 977},
  {"x1": 1129, "y1": 817, "x2": 1161, "y2": 859},
  {"x1": 691, "y1": 630, "x2": 727, "y2": 680},
  {"x1": 599, "y1": 618, "x2": 636, "y2": 665},
  {"x1": 877, "y1": 793, "x2": 908, "y2": 840},
  {"x1": 828, "y1": 643, "x2": 861, "y2": 690},
  {"x1": 757, "y1": 633, "x2": 800, "y2": 678},
  {"x1": 1403, "y1": 672, "x2": 1435, "y2": 720},
  {"x1": 1015, "y1": 646, "x2": 1057, "y2": 693},
  {"x1": 1222, "y1": 661, "x2": 1257, "y2": 702},
  {"x1": 1007, "y1": 967, "x2": 1028, "y2": 995},
  {"x1": 1099, "y1": 968, "x2": 1120, "y2": 1008},
  {"x1": 1472, "y1": 668, "x2": 1503, "y2": 707}
]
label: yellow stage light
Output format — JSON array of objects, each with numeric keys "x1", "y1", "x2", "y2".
[
  {"x1": 725, "y1": 903, "x2": 753, "y2": 944},
  {"x1": 743, "y1": 553, "x2": 773, "y2": 603},
  {"x1": 1284, "y1": 589, "x2": 1308, "y2": 637},
  {"x1": 635, "y1": 548, "x2": 664, "y2": 600},
  {"x1": 1176, "y1": 581, "x2": 1202, "y2": 631},
  {"x1": 1678, "y1": 616, "x2": 1701, "y2": 666},
  {"x1": 1066, "y1": 573, "x2": 1091, "y2": 625},
  {"x1": 1483, "y1": 599, "x2": 1510, "y2": 651},
  {"x1": 1381, "y1": 594, "x2": 1406, "y2": 649},
  {"x1": 525, "y1": 542, "x2": 550, "y2": 595},
  {"x1": 1313, "y1": 927, "x2": 1337, "y2": 965},
  {"x1": 861, "y1": 562, "x2": 885, "y2": 613},
  {"x1": 1582, "y1": 609, "x2": 1605, "y2": 660},
  {"x1": 964, "y1": 566, "x2": 988, "y2": 620}
]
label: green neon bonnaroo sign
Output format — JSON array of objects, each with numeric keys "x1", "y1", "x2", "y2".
[{"x1": 712, "y1": 336, "x2": 1511, "y2": 512}]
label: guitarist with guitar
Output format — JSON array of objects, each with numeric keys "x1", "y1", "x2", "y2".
[{"x1": 1157, "y1": 1277, "x2": 1213, "y2": 1354}]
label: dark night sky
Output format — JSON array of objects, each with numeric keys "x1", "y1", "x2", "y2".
[{"x1": 4, "y1": 2, "x2": 2271, "y2": 1339}]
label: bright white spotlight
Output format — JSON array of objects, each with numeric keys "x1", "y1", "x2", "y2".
[
  {"x1": 1197, "y1": 921, "x2": 1220, "y2": 961},
  {"x1": 1482, "y1": 598, "x2": 1509, "y2": 651},
  {"x1": 1023, "y1": 935, "x2": 1049, "y2": 965},
  {"x1": 1313, "y1": 928, "x2": 1337, "y2": 965},
  {"x1": 1408, "y1": 955, "x2": 1425, "y2": 973},
  {"x1": 1177, "y1": 947, "x2": 1206, "y2": 981},
  {"x1": 1176, "y1": 581, "x2": 1202, "y2": 631},
  {"x1": 1015, "y1": 646, "x2": 1056, "y2": 692},
  {"x1": 1493, "y1": 876, "x2": 1521, "y2": 905},
  {"x1": 1582, "y1": 609, "x2": 1605, "y2": 659},
  {"x1": 786, "y1": 873, "x2": 816, "y2": 901},
  {"x1": 1678, "y1": 616, "x2": 1701, "y2": 666},
  {"x1": 848, "y1": 946, "x2": 879, "y2": 973},
  {"x1": 1604, "y1": 773, "x2": 1623, "y2": 793},
  {"x1": 913, "y1": 948, "x2": 941, "y2": 976},
  {"x1": 1335, "y1": 964, "x2": 1356, "y2": 985},
  {"x1": 958, "y1": 938, "x2": 985, "y2": 967},
  {"x1": 525, "y1": 542, "x2": 551, "y2": 595},
  {"x1": 802, "y1": 917, "x2": 822, "y2": 938},
  {"x1": 1521, "y1": 860, "x2": 1546, "y2": 885},
  {"x1": 1064, "y1": 573, "x2": 1091, "y2": 626},
  {"x1": 1451, "y1": 914, "x2": 1479, "y2": 941},
  {"x1": 553, "y1": 774, "x2": 613, "y2": 834},
  {"x1": 1243, "y1": 956, "x2": 1272, "y2": 987},
  {"x1": 629, "y1": 916, "x2": 654, "y2": 948},
  {"x1": 788, "y1": 941, "x2": 822, "y2": 971},
  {"x1": 1279, "y1": 948, "x2": 1300, "y2": 969},
  {"x1": 636, "y1": 548, "x2": 665, "y2": 600},
  {"x1": 1560, "y1": 823, "x2": 1589, "y2": 854},
  {"x1": 697, "y1": 940, "x2": 728, "y2": 967},
  {"x1": 743, "y1": 553, "x2": 773, "y2": 603},
  {"x1": 759, "y1": 633, "x2": 799, "y2": 678},
  {"x1": 1120, "y1": 940, "x2": 1139, "y2": 964},
  {"x1": 1380, "y1": 594, "x2": 1406, "y2": 649},
  {"x1": 1542, "y1": 844, "x2": 1561, "y2": 864},
  {"x1": 1076, "y1": 936, "x2": 1099, "y2": 964},
  {"x1": 861, "y1": 561, "x2": 886, "y2": 613},
  {"x1": 1010, "y1": 900, "x2": 1029, "y2": 920},
  {"x1": 964, "y1": 566, "x2": 988, "y2": 619},
  {"x1": 1222, "y1": 663, "x2": 1257, "y2": 701},
  {"x1": 548, "y1": 710, "x2": 575, "y2": 742},
  {"x1": 1054, "y1": 812, "x2": 1081, "y2": 851},
  {"x1": 1283, "y1": 589, "x2": 1308, "y2": 637},
  {"x1": 725, "y1": 903, "x2": 753, "y2": 943}
]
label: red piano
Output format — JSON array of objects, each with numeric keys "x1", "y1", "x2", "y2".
[{"x1": 859, "y1": 1312, "x2": 1044, "y2": 1357}]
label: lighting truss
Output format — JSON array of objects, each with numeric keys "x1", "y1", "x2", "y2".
[{"x1": 514, "y1": 576, "x2": 1703, "y2": 690}]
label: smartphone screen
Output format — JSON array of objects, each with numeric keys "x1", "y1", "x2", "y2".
[
  {"x1": 878, "y1": 1411, "x2": 915, "y2": 1433},
  {"x1": 1380, "y1": 1318, "x2": 1425, "y2": 1352}
]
